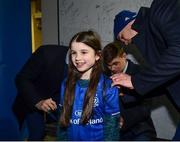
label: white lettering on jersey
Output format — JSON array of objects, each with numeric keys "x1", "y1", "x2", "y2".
[{"x1": 70, "y1": 117, "x2": 103, "y2": 125}]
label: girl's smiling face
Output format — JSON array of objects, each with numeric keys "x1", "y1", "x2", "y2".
[{"x1": 70, "y1": 41, "x2": 100, "y2": 79}]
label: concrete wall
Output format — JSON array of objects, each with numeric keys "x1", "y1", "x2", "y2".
[
  {"x1": 59, "y1": 0, "x2": 152, "y2": 46},
  {"x1": 41, "y1": 0, "x2": 180, "y2": 139}
]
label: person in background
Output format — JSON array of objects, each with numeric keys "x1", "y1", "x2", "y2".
[
  {"x1": 112, "y1": 0, "x2": 180, "y2": 140},
  {"x1": 13, "y1": 45, "x2": 68, "y2": 140},
  {"x1": 114, "y1": 10, "x2": 149, "y2": 69},
  {"x1": 103, "y1": 40, "x2": 156, "y2": 140},
  {"x1": 57, "y1": 30, "x2": 120, "y2": 141}
]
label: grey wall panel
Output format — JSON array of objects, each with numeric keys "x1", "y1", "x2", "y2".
[
  {"x1": 42, "y1": 0, "x2": 59, "y2": 45},
  {"x1": 59, "y1": 0, "x2": 152, "y2": 46}
]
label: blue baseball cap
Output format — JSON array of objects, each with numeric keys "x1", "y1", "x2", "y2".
[{"x1": 114, "y1": 10, "x2": 137, "y2": 39}]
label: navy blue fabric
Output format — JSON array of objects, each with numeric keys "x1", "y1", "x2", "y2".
[
  {"x1": 0, "y1": 0, "x2": 31, "y2": 140},
  {"x1": 127, "y1": 0, "x2": 180, "y2": 140},
  {"x1": 26, "y1": 112, "x2": 45, "y2": 140},
  {"x1": 173, "y1": 121, "x2": 180, "y2": 140},
  {"x1": 120, "y1": 129, "x2": 154, "y2": 141},
  {"x1": 131, "y1": 0, "x2": 180, "y2": 109}
]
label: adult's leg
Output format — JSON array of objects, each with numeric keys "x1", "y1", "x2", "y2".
[
  {"x1": 20, "y1": 120, "x2": 29, "y2": 140},
  {"x1": 134, "y1": 132, "x2": 156, "y2": 141},
  {"x1": 26, "y1": 111, "x2": 45, "y2": 140},
  {"x1": 173, "y1": 121, "x2": 180, "y2": 140}
]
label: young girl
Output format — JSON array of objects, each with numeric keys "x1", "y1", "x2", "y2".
[{"x1": 57, "y1": 30, "x2": 120, "y2": 141}]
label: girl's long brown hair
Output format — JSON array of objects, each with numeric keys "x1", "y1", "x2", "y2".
[{"x1": 60, "y1": 30, "x2": 102, "y2": 127}]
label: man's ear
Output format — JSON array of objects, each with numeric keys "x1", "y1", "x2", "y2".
[
  {"x1": 122, "y1": 53, "x2": 127, "y2": 59},
  {"x1": 95, "y1": 54, "x2": 100, "y2": 61}
]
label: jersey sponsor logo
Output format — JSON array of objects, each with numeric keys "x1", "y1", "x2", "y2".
[
  {"x1": 88, "y1": 117, "x2": 103, "y2": 125},
  {"x1": 70, "y1": 117, "x2": 103, "y2": 125},
  {"x1": 93, "y1": 96, "x2": 99, "y2": 107},
  {"x1": 74, "y1": 110, "x2": 82, "y2": 117}
]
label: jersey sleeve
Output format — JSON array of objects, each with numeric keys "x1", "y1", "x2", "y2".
[
  {"x1": 103, "y1": 79, "x2": 120, "y2": 140},
  {"x1": 104, "y1": 82, "x2": 120, "y2": 116}
]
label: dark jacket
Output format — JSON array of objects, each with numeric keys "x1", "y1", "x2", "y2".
[
  {"x1": 12, "y1": 45, "x2": 68, "y2": 128},
  {"x1": 120, "y1": 60, "x2": 156, "y2": 137},
  {"x1": 132, "y1": 0, "x2": 180, "y2": 109}
]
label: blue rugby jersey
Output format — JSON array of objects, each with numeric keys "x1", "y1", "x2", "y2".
[{"x1": 59, "y1": 74, "x2": 120, "y2": 141}]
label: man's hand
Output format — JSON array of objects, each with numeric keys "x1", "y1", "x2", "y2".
[
  {"x1": 35, "y1": 98, "x2": 57, "y2": 112},
  {"x1": 111, "y1": 73, "x2": 134, "y2": 89}
]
